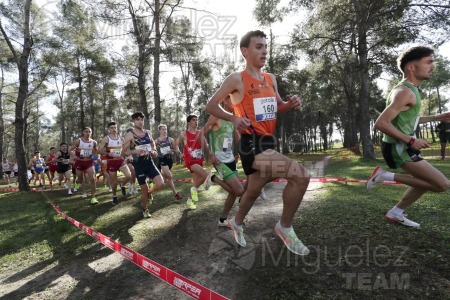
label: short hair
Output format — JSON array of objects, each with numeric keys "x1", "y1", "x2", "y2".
[
  {"x1": 131, "y1": 112, "x2": 145, "y2": 120},
  {"x1": 158, "y1": 124, "x2": 167, "y2": 130},
  {"x1": 397, "y1": 46, "x2": 434, "y2": 72},
  {"x1": 60, "y1": 142, "x2": 67, "y2": 146},
  {"x1": 108, "y1": 121, "x2": 117, "y2": 127},
  {"x1": 82, "y1": 127, "x2": 92, "y2": 132},
  {"x1": 240, "y1": 30, "x2": 267, "y2": 48},
  {"x1": 50, "y1": 147, "x2": 55, "y2": 150},
  {"x1": 187, "y1": 114, "x2": 198, "y2": 123},
  {"x1": 35, "y1": 151, "x2": 40, "y2": 154}
]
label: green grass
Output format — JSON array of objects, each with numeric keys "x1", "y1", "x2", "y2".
[{"x1": 0, "y1": 151, "x2": 449, "y2": 299}]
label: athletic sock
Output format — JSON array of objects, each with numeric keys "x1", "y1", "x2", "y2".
[
  {"x1": 390, "y1": 206, "x2": 404, "y2": 216},
  {"x1": 381, "y1": 171, "x2": 395, "y2": 181}
]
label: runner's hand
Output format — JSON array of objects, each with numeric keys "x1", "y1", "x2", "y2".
[
  {"x1": 210, "y1": 154, "x2": 220, "y2": 166},
  {"x1": 286, "y1": 95, "x2": 301, "y2": 111},
  {"x1": 232, "y1": 116, "x2": 251, "y2": 133},
  {"x1": 410, "y1": 138, "x2": 430, "y2": 151}
]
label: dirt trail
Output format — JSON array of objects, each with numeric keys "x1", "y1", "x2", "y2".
[{"x1": 0, "y1": 157, "x2": 331, "y2": 300}]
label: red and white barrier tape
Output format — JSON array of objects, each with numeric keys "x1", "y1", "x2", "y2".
[
  {"x1": 0, "y1": 178, "x2": 403, "y2": 193},
  {"x1": 171, "y1": 177, "x2": 403, "y2": 185},
  {"x1": 45, "y1": 198, "x2": 230, "y2": 300}
]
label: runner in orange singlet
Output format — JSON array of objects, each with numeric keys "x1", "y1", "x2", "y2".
[{"x1": 206, "y1": 30, "x2": 310, "y2": 256}]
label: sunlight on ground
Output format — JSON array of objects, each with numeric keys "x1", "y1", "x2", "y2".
[{"x1": 87, "y1": 252, "x2": 124, "y2": 273}]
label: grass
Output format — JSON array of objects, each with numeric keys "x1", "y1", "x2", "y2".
[{"x1": 0, "y1": 150, "x2": 449, "y2": 299}]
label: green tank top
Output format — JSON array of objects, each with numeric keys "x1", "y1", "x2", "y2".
[
  {"x1": 210, "y1": 119, "x2": 234, "y2": 163},
  {"x1": 382, "y1": 81, "x2": 421, "y2": 144}
]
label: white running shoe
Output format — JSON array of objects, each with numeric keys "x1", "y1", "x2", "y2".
[
  {"x1": 274, "y1": 221, "x2": 310, "y2": 256},
  {"x1": 385, "y1": 211, "x2": 420, "y2": 228},
  {"x1": 68, "y1": 189, "x2": 73, "y2": 195},
  {"x1": 366, "y1": 166, "x2": 386, "y2": 191},
  {"x1": 228, "y1": 218, "x2": 246, "y2": 247}
]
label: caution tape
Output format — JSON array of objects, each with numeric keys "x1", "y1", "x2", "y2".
[
  {"x1": 45, "y1": 198, "x2": 229, "y2": 300},
  {"x1": 0, "y1": 187, "x2": 43, "y2": 192},
  {"x1": 0, "y1": 177, "x2": 404, "y2": 193},
  {"x1": 171, "y1": 177, "x2": 403, "y2": 185}
]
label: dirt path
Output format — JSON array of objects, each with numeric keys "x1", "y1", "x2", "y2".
[{"x1": 0, "y1": 157, "x2": 331, "y2": 300}]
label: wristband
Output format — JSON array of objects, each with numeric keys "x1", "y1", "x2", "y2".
[{"x1": 407, "y1": 137, "x2": 415, "y2": 146}]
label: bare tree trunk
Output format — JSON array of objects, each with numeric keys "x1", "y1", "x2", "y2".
[
  {"x1": 0, "y1": 0, "x2": 33, "y2": 190},
  {"x1": 76, "y1": 53, "x2": 85, "y2": 130},
  {"x1": 0, "y1": 66, "x2": 5, "y2": 170},
  {"x1": 153, "y1": 0, "x2": 161, "y2": 131},
  {"x1": 354, "y1": 0, "x2": 375, "y2": 159}
]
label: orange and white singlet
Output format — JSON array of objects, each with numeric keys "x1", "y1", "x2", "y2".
[{"x1": 233, "y1": 71, "x2": 277, "y2": 136}]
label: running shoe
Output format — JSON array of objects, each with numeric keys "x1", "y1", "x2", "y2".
[
  {"x1": 68, "y1": 189, "x2": 73, "y2": 195},
  {"x1": 385, "y1": 211, "x2": 420, "y2": 228},
  {"x1": 63, "y1": 183, "x2": 68, "y2": 189},
  {"x1": 112, "y1": 196, "x2": 119, "y2": 205},
  {"x1": 228, "y1": 218, "x2": 246, "y2": 247},
  {"x1": 142, "y1": 208, "x2": 151, "y2": 218},
  {"x1": 203, "y1": 171, "x2": 212, "y2": 190},
  {"x1": 90, "y1": 197, "x2": 99, "y2": 205},
  {"x1": 190, "y1": 187, "x2": 199, "y2": 202},
  {"x1": 186, "y1": 198, "x2": 196, "y2": 210},
  {"x1": 274, "y1": 221, "x2": 310, "y2": 256},
  {"x1": 218, "y1": 219, "x2": 228, "y2": 227},
  {"x1": 366, "y1": 166, "x2": 386, "y2": 191}
]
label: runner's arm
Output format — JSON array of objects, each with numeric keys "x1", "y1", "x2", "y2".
[
  {"x1": 269, "y1": 74, "x2": 301, "y2": 113},
  {"x1": 375, "y1": 87, "x2": 430, "y2": 150}
]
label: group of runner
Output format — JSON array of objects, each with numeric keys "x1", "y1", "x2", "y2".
[{"x1": 2, "y1": 31, "x2": 449, "y2": 256}]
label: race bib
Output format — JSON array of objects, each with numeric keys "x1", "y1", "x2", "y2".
[
  {"x1": 222, "y1": 137, "x2": 232, "y2": 152},
  {"x1": 254, "y1": 97, "x2": 277, "y2": 122},
  {"x1": 160, "y1": 146, "x2": 171, "y2": 155},
  {"x1": 80, "y1": 149, "x2": 93, "y2": 157},
  {"x1": 62, "y1": 159, "x2": 70, "y2": 164},
  {"x1": 111, "y1": 149, "x2": 122, "y2": 158},
  {"x1": 36, "y1": 163, "x2": 42, "y2": 168},
  {"x1": 101, "y1": 160, "x2": 107, "y2": 164},
  {"x1": 191, "y1": 149, "x2": 203, "y2": 159},
  {"x1": 135, "y1": 144, "x2": 152, "y2": 156}
]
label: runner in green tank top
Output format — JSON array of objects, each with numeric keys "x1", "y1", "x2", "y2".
[
  {"x1": 203, "y1": 96, "x2": 245, "y2": 227},
  {"x1": 367, "y1": 46, "x2": 450, "y2": 228}
]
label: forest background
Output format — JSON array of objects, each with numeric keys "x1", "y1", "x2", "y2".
[{"x1": 1, "y1": 0, "x2": 450, "y2": 190}]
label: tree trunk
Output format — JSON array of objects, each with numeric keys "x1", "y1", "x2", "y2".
[
  {"x1": 0, "y1": 66, "x2": 5, "y2": 170},
  {"x1": 76, "y1": 53, "x2": 85, "y2": 130},
  {"x1": 8, "y1": 0, "x2": 33, "y2": 191},
  {"x1": 153, "y1": 0, "x2": 161, "y2": 131},
  {"x1": 355, "y1": 0, "x2": 375, "y2": 159}
]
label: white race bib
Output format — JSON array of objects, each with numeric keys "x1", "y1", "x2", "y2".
[
  {"x1": 63, "y1": 159, "x2": 70, "y2": 164},
  {"x1": 254, "y1": 97, "x2": 277, "y2": 122},
  {"x1": 36, "y1": 163, "x2": 42, "y2": 168},
  {"x1": 222, "y1": 137, "x2": 232, "y2": 152},
  {"x1": 80, "y1": 149, "x2": 93, "y2": 157},
  {"x1": 135, "y1": 144, "x2": 152, "y2": 156},
  {"x1": 191, "y1": 149, "x2": 203, "y2": 159},
  {"x1": 160, "y1": 146, "x2": 171, "y2": 155},
  {"x1": 111, "y1": 149, "x2": 122, "y2": 158}
]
